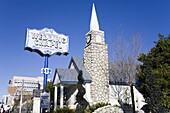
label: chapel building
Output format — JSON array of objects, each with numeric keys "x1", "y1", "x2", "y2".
[{"x1": 53, "y1": 4, "x2": 145, "y2": 111}]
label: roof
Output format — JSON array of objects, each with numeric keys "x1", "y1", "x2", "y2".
[
  {"x1": 54, "y1": 69, "x2": 77, "y2": 84},
  {"x1": 53, "y1": 56, "x2": 134, "y2": 85},
  {"x1": 70, "y1": 57, "x2": 91, "y2": 81},
  {"x1": 53, "y1": 57, "x2": 91, "y2": 85},
  {"x1": 108, "y1": 62, "x2": 135, "y2": 85}
]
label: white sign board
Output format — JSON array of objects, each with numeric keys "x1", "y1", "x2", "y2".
[{"x1": 25, "y1": 28, "x2": 69, "y2": 56}]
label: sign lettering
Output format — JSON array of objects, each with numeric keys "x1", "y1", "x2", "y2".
[{"x1": 25, "y1": 28, "x2": 69, "y2": 56}]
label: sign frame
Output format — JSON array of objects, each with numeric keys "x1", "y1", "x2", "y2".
[
  {"x1": 25, "y1": 28, "x2": 69, "y2": 57},
  {"x1": 40, "y1": 92, "x2": 50, "y2": 109}
]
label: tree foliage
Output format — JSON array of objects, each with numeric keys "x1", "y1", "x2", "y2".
[
  {"x1": 138, "y1": 34, "x2": 170, "y2": 112},
  {"x1": 45, "y1": 81, "x2": 54, "y2": 93},
  {"x1": 45, "y1": 81, "x2": 54, "y2": 111}
]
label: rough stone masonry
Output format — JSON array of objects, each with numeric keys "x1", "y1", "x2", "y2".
[{"x1": 84, "y1": 30, "x2": 109, "y2": 105}]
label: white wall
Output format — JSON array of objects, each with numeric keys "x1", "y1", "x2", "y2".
[
  {"x1": 109, "y1": 85, "x2": 146, "y2": 111},
  {"x1": 84, "y1": 83, "x2": 92, "y2": 104},
  {"x1": 66, "y1": 83, "x2": 92, "y2": 108},
  {"x1": 33, "y1": 97, "x2": 40, "y2": 113},
  {"x1": 66, "y1": 89, "x2": 77, "y2": 109},
  {"x1": 65, "y1": 84, "x2": 146, "y2": 111}
]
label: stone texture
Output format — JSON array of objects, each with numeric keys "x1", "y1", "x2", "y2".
[
  {"x1": 84, "y1": 30, "x2": 109, "y2": 104},
  {"x1": 92, "y1": 105, "x2": 124, "y2": 113}
]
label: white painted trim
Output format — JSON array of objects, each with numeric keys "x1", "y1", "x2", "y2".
[
  {"x1": 60, "y1": 85, "x2": 64, "y2": 108},
  {"x1": 85, "y1": 83, "x2": 92, "y2": 104},
  {"x1": 54, "y1": 86, "x2": 58, "y2": 110}
]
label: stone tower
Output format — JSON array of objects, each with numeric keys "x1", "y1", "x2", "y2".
[{"x1": 84, "y1": 4, "x2": 109, "y2": 104}]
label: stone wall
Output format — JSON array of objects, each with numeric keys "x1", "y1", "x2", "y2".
[
  {"x1": 84, "y1": 31, "x2": 109, "y2": 104},
  {"x1": 92, "y1": 105, "x2": 124, "y2": 113}
]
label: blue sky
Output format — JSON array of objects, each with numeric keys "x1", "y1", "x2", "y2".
[{"x1": 0, "y1": 0, "x2": 170, "y2": 99}]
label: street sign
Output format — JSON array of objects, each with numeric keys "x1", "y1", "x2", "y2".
[
  {"x1": 40, "y1": 92, "x2": 50, "y2": 109},
  {"x1": 25, "y1": 28, "x2": 69, "y2": 56},
  {"x1": 33, "y1": 89, "x2": 43, "y2": 97}
]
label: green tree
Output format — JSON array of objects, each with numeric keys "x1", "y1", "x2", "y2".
[
  {"x1": 45, "y1": 81, "x2": 54, "y2": 111},
  {"x1": 138, "y1": 34, "x2": 170, "y2": 112}
]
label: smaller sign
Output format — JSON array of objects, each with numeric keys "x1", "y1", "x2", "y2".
[
  {"x1": 41, "y1": 68, "x2": 52, "y2": 74},
  {"x1": 33, "y1": 89, "x2": 43, "y2": 97},
  {"x1": 40, "y1": 92, "x2": 50, "y2": 109}
]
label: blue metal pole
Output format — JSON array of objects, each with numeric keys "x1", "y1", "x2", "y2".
[{"x1": 43, "y1": 56, "x2": 48, "y2": 91}]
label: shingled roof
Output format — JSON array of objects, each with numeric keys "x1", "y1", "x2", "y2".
[
  {"x1": 53, "y1": 56, "x2": 132, "y2": 85},
  {"x1": 53, "y1": 57, "x2": 91, "y2": 85}
]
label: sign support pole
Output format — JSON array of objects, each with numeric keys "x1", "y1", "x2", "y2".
[
  {"x1": 43, "y1": 56, "x2": 48, "y2": 91},
  {"x1": 42, "y1": 56, "x2": 49, "y2": 113},
  {"x1": 25, "y1": 28, "x2": 69, "y2": 113}
]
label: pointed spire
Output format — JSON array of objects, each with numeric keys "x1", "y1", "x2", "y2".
[{"x1": 90, "y1": 3, "x2": 99, "y2": 31}]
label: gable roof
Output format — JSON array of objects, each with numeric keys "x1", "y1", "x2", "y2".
[
  {"x1": 53, "y1": 57, "x2": 91, "y2": 85},
  {"x1": 53, "y1": 56, "x2": 133, "y2": 86},
  {"x1": 69, "y1": 57, "x2": 91, "y2": 81},
  {"x1": 53, "y1": 69, "x2": 79, "y2": 85}
]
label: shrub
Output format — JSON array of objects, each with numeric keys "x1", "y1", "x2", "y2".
[
  {"x1": 54, "y1": 107, "x2": 75, "y2": 113},
  {"x1": 85, "y1": 102, "x2": 110, "y2": 113},
  {"x1": 51, "y1": 103, "x2": 110, "y2": 113}
]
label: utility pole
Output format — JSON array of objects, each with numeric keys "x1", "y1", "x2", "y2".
[{"x1": 19, "y1": 79, "x2": 24, "y2": 113}]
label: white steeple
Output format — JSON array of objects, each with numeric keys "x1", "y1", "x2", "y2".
[{"x1": 90, "y1": 3, "x2": 99, "y2": 31}]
